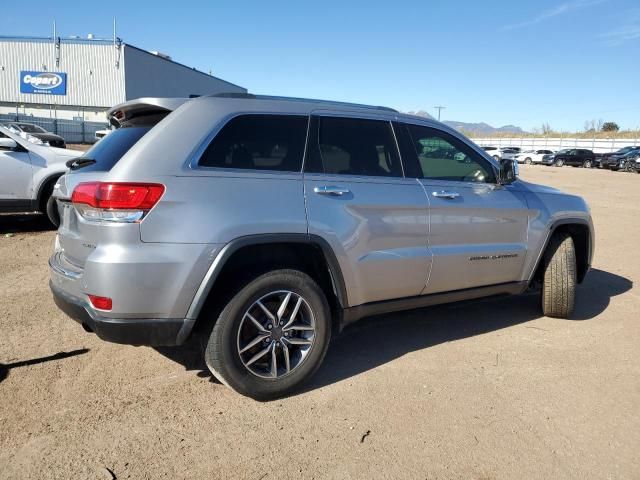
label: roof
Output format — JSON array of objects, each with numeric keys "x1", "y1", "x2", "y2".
[{"x1": 209, "y1": 93, "x2": 398, "y2": 113}]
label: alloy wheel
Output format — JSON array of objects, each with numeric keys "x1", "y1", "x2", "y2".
[{"x1": 236, "y1": 290, "x2": 316, "y2": 379}]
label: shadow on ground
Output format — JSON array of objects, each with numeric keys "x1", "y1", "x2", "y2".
[
  {"x1": 152, "y1": 268, "x2": 632, "y2": 395},
  {"x1": 0, "y1": 348, "x2": 89, "y2": 384},
  {"x1": 0, "y1": 213, "x2": 55, "y2": 234}
]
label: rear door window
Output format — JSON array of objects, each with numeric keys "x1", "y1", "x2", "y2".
[
  {"x1": 199, "y1": 114, "x2": 308, "y2": 172},
  {"x1": 306, "y1": 116, "x2": 402, "y2": 177}
]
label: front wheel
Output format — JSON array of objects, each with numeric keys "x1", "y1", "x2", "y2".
[
  {"x1": 541, "y1": 234, "x2": 576, "y2": 318},
  {"x1": 525, "y1": 157, "x2": 532, "y2": 165},
  {"x1": 204, "y1": 269, "x2": 331, "y2": 400},
  {"x1": 555, "y1": 159, "x2": 564, "y2": 167},
  {"x1": 44, "y1": 193, "x2": 60, "y2": 228}
]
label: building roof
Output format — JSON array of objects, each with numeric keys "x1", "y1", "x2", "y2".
[{"x1": 0, "y1": 35, "x2": 244, "y2": 91}]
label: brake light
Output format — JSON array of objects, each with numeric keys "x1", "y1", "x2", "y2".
[
  {"x1": 88, "y1": 294, "x2": 112, "y2": 311},
  {"x1": 71, "y1": 182, "x2": 164, "y2": 223}
]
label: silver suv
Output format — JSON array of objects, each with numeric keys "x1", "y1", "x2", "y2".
[{"x1": 49, "y1": 94, "x2": 594, "y2": 399}]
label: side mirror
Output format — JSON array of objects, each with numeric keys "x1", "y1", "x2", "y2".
[
  {"x1": 499, "y1": 158, "x2": 519, "y2": 184},
  {"x1": 0, "y1": 138, "x2": 18, "y2": 151}
]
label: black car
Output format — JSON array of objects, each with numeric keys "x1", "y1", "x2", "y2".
[
  {"x1": 552, "y1": 148, "x2": 595, "y2": 168},
  {"x1": 599, "y1": 146, "x2": 640, "y2": 169},
  {"x1": 0, "y1": 122, "x2": 66, "y2": 148},
  {"x1": 610, "y1": 151, "x2": 640, "y2": 172}
]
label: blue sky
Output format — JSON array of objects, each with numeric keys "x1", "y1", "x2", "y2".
[{"x1": 3, "y1": 0, "x2": 639, "y2": 131}]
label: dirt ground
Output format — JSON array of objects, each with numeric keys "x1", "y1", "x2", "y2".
[{"x1": 0, "y1": 165, "x2": 638, "y2": 479}]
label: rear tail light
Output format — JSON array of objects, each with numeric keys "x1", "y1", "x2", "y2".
[
  {"x1": 71, "y1": 182, "x2": 165, "y2": 223},
  {"x1": 88, "y1": 294, "x2": 112, "y2": 311}
]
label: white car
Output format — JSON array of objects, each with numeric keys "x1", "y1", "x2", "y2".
[
  {"x1": 481, "y1": 146, "x2": 520, "y2": 160},
  {"x1": 94, "y1": 128, "x2": 112, "y2": 141},
  {"x1": 0, "y1": 125, "x2": 83, "y2": 225},
  {"x1": 514, "y1": 149, "x2": 555, "y2": 164}
]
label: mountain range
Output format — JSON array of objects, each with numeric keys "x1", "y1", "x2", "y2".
[{"x1": 406, "y1": 110, "x2": 525, "y2": 135}]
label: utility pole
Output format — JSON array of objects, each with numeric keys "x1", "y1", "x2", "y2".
[{"x1": 434, "y1": 106, "x2": 446, "y2": 121}]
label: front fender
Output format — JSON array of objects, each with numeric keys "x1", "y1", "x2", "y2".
[{"x1": 521, "y1": 190, "x2": 594, "y2": 282}]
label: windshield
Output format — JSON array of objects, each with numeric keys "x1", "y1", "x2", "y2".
[
  {"x1": 16, "y1": 123, "x2": 47, "y2": 133},
  {"x1": 70, "y1": 126, "x2": 152, "y2": 173},
  {"x1": 557, "y1": 149, "x2": 572, "y2": 154}
]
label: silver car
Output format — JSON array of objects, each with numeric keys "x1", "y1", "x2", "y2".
[{"x1": 49, "y1": 94, "x2": 594, "y2": 399}]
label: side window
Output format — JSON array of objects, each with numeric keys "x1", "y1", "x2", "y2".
[
  {"x1": 199, "y1": 114, "x2": 308, "y2": 172},
  {"x1": 403, "y1": 124, "x2": 496, "y2": 183},
  {"x1": 309, "y1": 116, "x2": 402, "y2": 177}
]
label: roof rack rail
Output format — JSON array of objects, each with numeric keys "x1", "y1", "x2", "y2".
[{"x1": 209, "y1": 93, "x2": 398, "y2": 113}]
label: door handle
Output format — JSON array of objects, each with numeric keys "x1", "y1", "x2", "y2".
[
  {"x1": 432, "y1": 190, "x2": 460, "y2": 199},
  {"x1": 313, "y1": 186, "x2": 351, "y2": 196}
]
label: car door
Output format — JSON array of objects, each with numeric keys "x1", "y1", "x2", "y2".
[
  {"x1": 303, "y1": 114, "x2": 431, "y2": 307},
  {"x1": 395, "y1": 122, "x2": 529, "y2": 294},
  {"x1": 0, "y1": 133, "x2": 33, "y2": 204}
]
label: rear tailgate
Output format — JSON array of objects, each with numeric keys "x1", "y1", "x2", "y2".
[{"x1": 53, "y1": 98, "x2": 187, "y2": 269}]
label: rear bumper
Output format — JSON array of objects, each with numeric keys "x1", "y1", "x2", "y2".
[{"x1": 50, "y1": 281, "x2": 192, "y2": 346}]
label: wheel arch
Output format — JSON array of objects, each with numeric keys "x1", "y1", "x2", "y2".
[
  {"x1": 531, "y1": 218, "x2": 592, "y2": 286},
  {"x1": 35, "y1": 172, "x2": 65, "y2": 212},
  {"x1": 179, "y1": 234, "x2": 348, "y2": 343}
]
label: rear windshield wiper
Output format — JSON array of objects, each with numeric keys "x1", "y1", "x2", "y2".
[{"x1": 66, "y1": 157, "x2": 97, "y2": 170}]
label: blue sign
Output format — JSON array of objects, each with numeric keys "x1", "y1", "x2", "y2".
[{"x1": 20, "y1": 71, "x2": 67, "y2": 95}]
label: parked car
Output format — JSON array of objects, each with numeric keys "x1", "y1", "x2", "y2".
[
  {"x1": 500, "y1": 147, "x2": 521, "y2": 161},
  {"x1": 610, "y1": 150, "x2": 640, "y2": 172},
  {"x1": 1, "y1": 121, "x2": 66, "y2": 148},
  {"x1": 0, "y1": 126, "x2": 82, "y2": 225},
  {"x1": 550, "y1": 149, "x2": 596, "y2": 168},
  {"x1": 49, "y1": 95, "x2": 594, "y2": 400},
  {"x1": 514, "y1": 149, "x2": 554, "y2": 164},
  {"x1": 94, "y1": 129, "x2": 111, "y2": 141},
  {"x1": 481, "y1": 146, "x2": 519, "y2": 160},
  {"x1": 599, "y1": 146, "x2": 640, "y2": 170}
]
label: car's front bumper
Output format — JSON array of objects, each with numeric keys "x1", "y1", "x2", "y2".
[{"x1": 50, "y1": 281, "x2": 191, "y2": 346}]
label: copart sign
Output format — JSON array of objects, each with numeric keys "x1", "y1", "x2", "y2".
[{"x1": 20, "y1": 71, "x2": 67, "y2": 95}]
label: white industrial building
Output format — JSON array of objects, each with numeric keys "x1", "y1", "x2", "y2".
[{"x1": 0, "y1": 35, "x2": 246, "y2": 136}]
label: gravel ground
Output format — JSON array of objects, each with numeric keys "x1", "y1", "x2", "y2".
[{"x1": 0, "y1": 165, "x2": 638, "y2": 479}]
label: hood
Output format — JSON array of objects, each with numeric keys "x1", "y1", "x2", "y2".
[{"x1": 516, "y1": 180, "x2": 563, "y2": 195}]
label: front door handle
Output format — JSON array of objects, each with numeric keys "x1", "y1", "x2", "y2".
[
  {"x1": 432, "y1": 190, "x2": 460, "y2": 199},
  {"x1": 313, "y1": 186, "x2": 351, "y2": 196}
]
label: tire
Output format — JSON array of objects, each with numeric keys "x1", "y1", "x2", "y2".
[
  {"x1": 541, "y1": 234, "x2": 576, "y2": 318},
  {"x1": 555, "y1": 159, "x2": 564, "y2": 167},
  {"x1": 493, "y1": 155, "x2": 500, "y2": 160},
  {"x1": 204, "y1": 269, "x2": 331, "y2": 400},
  {"x1": 45, "y1": 194, "x2": 60, "y2": 228},
  {"x1": 525, "y1": 157, "x2": 532, "y2": 165},
  {"x1": 39, "y1": 179, "x2": 60, "y2": 228},
  {"x1": 583, "y1": 159, "x2": 592, "y2": 168}
]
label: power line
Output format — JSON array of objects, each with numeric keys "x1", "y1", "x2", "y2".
[{"x1": 434, "y1": 106, "x2": 446, "y2": 121}]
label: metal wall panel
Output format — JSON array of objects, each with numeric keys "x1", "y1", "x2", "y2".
[
  {"x1": 123, "y1": 45, "x2": 246, "y2": 100},
  {"x1": 0, "y1": 39, "x2": 126, "y2": 107}
]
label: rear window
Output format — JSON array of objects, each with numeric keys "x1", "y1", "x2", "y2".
[
  {"x1": 199, "y1": 114, "x2": 308, "y2": 172},
  {"x1": 71, "y1": 126, "x2": 151, "y2": 173}
]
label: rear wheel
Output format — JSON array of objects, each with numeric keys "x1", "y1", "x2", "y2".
[
  {"x1": 541, "y1": 234, "x2": 576, "y2": 318},
  {"x1": 583, "y1": 159, "x2": 593, "y2": 168},
  {"x1": 525, "y1": 157, "x2": 532, "y2": 164},
  {"x1": 204, "y1": 269, "x2": 331, "y2": 400}
]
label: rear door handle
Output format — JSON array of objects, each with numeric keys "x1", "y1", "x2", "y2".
[
  {"x1": 313, "y1": 186, "x2": 351, "y2": 196},
  {"x1": 432, "y1": 190, "x2": 460, "y2": 199}
]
